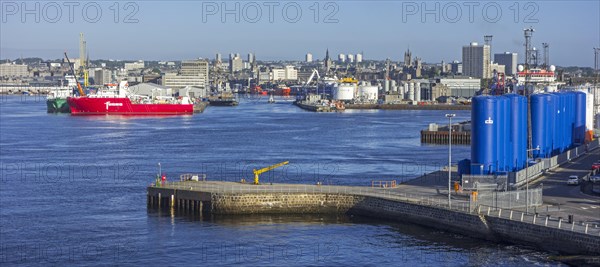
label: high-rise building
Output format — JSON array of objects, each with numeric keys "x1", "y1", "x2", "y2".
[
  {"x1": 229, "y1": 54, "x2": 243, "y2": 73},
  {"x1": 494, "y1": 52, "x2": 518, "y2": 75},
  {"x1": 338, "y1": 54, "x2": 346, "y2": 62},
  {"x1": 215, "y1": 53, "x2": 222, "y2": 63},
  {"x1": 305, "y1": 53, "x2": 313, "y2": 62},
  {"x1": 356, "y1": 53, "x2": 363, "y2": 63},
  {"x1": 94, "y1": 69, "x2": 112, "y2": 85},
  {"x1": 348, "y1": 54, "x2": 355, "y2": 63},
  {"x1": 462, "y1": 42, "x2": 491, "y2": 79},
  {"x1": 248, "y1": 53, "x2": 255, "y2": 64}
]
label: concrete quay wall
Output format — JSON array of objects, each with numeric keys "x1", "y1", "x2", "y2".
[
  {"x1": 147, "y1": 188, "x2": 600, "y2": 256},
  {"x1": 485, "y1": 216, "x2": 600, "y2": 255}
]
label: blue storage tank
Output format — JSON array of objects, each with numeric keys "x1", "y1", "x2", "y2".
[
  {"x1": 495, "y1": 96, "x2": 506, "y2": 172},
  {"x1": 505, "y1": 94, "x2": 527, "y2": 171},
  {"x1": 574, "y1": 91, "x2": 587, "y2": 144},
  {"x1": 551, "y1": 92, "x2": 565, "y2": 154},
  {"x1": 531, "y1": 94, "x2": 552, "y2": 158},
  {"x1": 565, "y1": 92, "x2": 575, "y2": 149},
  {"x1": 471, "y1": 96, "x2": 498, "y2": 175},
  {"x1": 547, "y1": 94, "x2": 560, "y2": 155}
]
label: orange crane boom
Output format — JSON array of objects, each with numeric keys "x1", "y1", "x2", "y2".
[{"x1": 64, "y1": 52, "x2": 86, "y2": 97}]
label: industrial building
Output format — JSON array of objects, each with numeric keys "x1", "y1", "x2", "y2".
[
  {"x1": 437, "y1": 78, "x2": 481, "y2": 97},
  {"x1": 162, "y1": 59, "x2": 209, "y2": 91},
  {"x1": 494, "y1": 52, "x2": 518, "y2": 75},
  {"x1": 462, "y1": 42, "x2": 491, "y2": 79},
  {"x1": 0, "y1": 63, "x2": 29, "y2": 77}
]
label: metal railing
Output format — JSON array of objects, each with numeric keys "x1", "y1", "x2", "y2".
[
  {"x1": 477, "y1": 204, "x2": 600, "y2": 237},
  {"x1": 151, "y1": 181, "x2": 474, "y2": 213},
  {"x1": 472, "y1": 187, "x2": 543, "y2": 210}
]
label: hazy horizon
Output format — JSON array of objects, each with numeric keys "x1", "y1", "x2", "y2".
[{"x1": 2, "y1": 1, "x2": 599, "y2": 67}]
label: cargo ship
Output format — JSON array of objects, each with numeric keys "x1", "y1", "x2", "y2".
[{"x1": 67, "y1": 81, "x2": 194, "y2": 115}]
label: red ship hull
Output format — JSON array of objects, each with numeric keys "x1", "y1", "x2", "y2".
[{"x1": 67, "y1": 97, "x2": 193, "y2": 115}]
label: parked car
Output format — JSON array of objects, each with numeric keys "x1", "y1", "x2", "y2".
[
  {"x1": 590, "y1": 175, "x2": 600, "y2": 183},
  {"x1": 592, "y1": 161, "x2": 600, "y2": 170},
  {"x1": 567, "y1": 175, "x2": 579, "y2": 185}
]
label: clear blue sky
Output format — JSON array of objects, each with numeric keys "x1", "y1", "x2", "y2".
[{"x1": 1, "y1": 1, "x2": 599, "y2": 67}]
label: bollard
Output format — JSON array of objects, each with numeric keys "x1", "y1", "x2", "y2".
[
  {"x1": 487, "y1": 207, "x2": 491, "y2": 216},
  {"x1": 532, "y1": 214, "x2": 536, "y2": 224},
  {"x1": 558, "y1": 218, "x2": 562, "y2": 229},
  {"x1": 509, "y1": 211, "x2": 513, "y2": 220},
  {"x1": 585, "y1": 224, "x2": 588, "y2": 234},
  {"x1": 545, "y1": 215, "x2": 549, "y2": 226},
  {"x1": 498, "y1": 209, "x2": 502, "y2": 217},
  {"x1": 520, "y1": 213, "x2": 524, "y2": 222},
  {"x1": 571, "y1": 222, "x2": 575, "y2": 231}
]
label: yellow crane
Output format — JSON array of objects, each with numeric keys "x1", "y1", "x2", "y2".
[{"x1": 253, "y1": 161, "x2": 289, "y2": 185}]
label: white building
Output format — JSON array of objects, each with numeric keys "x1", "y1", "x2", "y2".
[
  {"x1": 356, "y1": 54, "x2": 363, "y2": 63},
  {"x1": 462, "y1": 42, "x2": 491, "y2": 79},
  {"x1": 124, "y1": 61, "x2": 145, "y2": 72},
  {"x1": 162, "y1": 59, "x2": 209, "y2": 91},
  {"x1": 338, "y1": 54, "x2": 346, "y2": 62},
  {"x1": 229, "y1": 55, "x2": 243, "y2": 73},
  {"x1": 271, "y1": 66, "x2": 298, "y2": 81},
  {"x1": 0, "y1": 63, "x2": 29, "y2": 77},
  {"x1": 494, "y1": 52, "x2": 518, "y2": 76},
  {"x1": 306, "y1": 53, "x2": 313, "y2": 63}
]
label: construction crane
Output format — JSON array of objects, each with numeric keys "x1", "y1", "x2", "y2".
[
  {"x1": 64, "y1": 52, "x2": 86, "y2": 96},
  {"x1": 253, "y1": 161, "x2": 289, "y2": 185}
]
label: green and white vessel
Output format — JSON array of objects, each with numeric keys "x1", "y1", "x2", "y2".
[{"x1": 46, "y1": 75, "x2": 76, "y2": 113}]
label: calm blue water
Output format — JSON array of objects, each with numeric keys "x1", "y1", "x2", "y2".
[{"x1": 0, "y1": 95, "x2": 561, "y2": 266}]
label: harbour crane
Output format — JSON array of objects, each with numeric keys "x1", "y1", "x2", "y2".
[
  {"x1": 253, "y1": 161, "x2": 289, "y2": 185},
  {"x1": 64, "y1": 52, "x2": 86, "y2": 97}
]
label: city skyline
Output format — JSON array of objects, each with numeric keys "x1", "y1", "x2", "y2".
[{"x1": 1, "y1": 1, "x2": 599, "y2": 66}]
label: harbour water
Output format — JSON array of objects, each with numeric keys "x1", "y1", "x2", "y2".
[{"x1": 0, "y1": 95, "x2": 562, "y2": 266}]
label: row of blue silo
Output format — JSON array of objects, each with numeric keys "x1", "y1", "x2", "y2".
[
  {"x1": 531, "y1": 91, "x2": 587, "y2": 158},
  {"x1": 470, "y1": 94, "x2": 527, "y2": 175},
  {"x1": 469, "y1": 91, "x2": 587, "y2": 175}
]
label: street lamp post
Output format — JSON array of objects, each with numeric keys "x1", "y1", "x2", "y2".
[
  {"x1": 446, "y1": 114, "x2": 456, "y2": 208},
  {"x1": 525, "y1": 146, "x2": 540, "y2": 214}
]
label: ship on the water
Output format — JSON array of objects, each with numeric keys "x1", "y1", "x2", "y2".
[
  {"x1": 67, "y1": 81, "x2": 194, "y2": 115},
  {"x1": 46, "y1": 75, "x2": 76, "y2": 113},
  {"x1": 208, "y1": 92, "x2": 239, "y2": 106}
]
